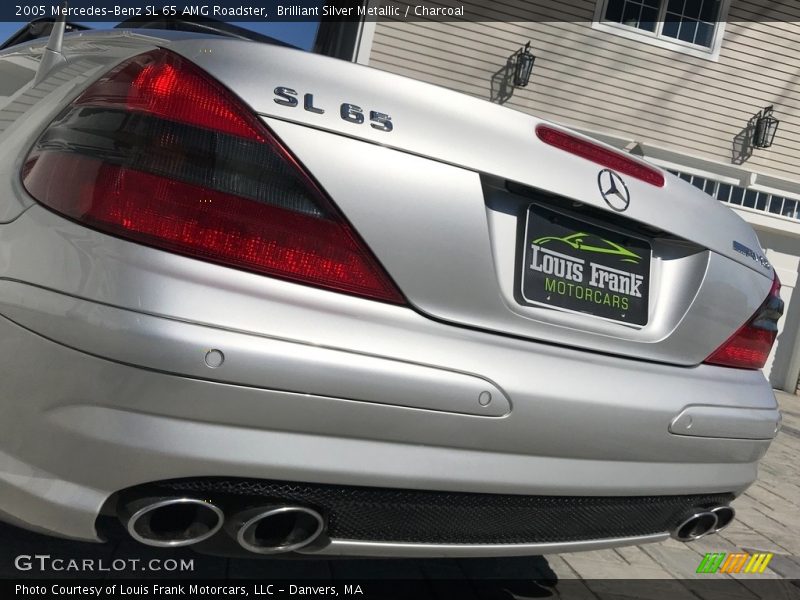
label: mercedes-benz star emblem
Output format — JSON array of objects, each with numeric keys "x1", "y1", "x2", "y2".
[{"x1": 598, "y1": 169, "x2": 630, "y2": 212}]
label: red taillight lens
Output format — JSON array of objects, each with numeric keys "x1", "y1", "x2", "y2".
[
  {"x1": 22, "y1": 49, "x2": 404, "y2": 304},
  {"x1": 73, "y1": 48, "x2": 265, "y2": 141},
  {"x1": 535, "y1": 125, "x2": 665, "y2": 187},
  {"x1": 704, "y1": 272, "x2": 783, "y2": 369}
]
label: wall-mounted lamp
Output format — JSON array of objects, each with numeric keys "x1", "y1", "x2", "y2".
[
  {"x1": 514, "y1": 41, "x2": 535, "y2": 88},
  {"x1": 754, "y1": 105, "x2": 779, "y2": 149}
]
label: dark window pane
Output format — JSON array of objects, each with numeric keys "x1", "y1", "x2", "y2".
[
  {"x1": 699, "y1": 0, "x2": 720, "y2": 21},
  {"x1": 730, "y1": 187, "x2": 744, "y2": 204},
  {"x1": 660, "y1": 0, "x2": 718, "y2": 45},
  {"x1": 768, "y1": 196, "x2": 783, "y2": 214},
  {"x1": 692, "y1": 176, "x2": 706, "y2": 190},
  {"x1": 679, "y1": 172, "x2": 692, "y2": 182},
  {"x1": 756, "y1": 194, "x2": 767, "y2": 211},
  {"x1": 605, "y1": 0, "x2": 625, "y2": 22},
  {"x1": 667, "y1": 0, "x2": 684, "y2": 13},
  {"x1": 784, "y1": 199, "x2": 798, "y2": 219},
  {"x1": 678, "y1": 19, "x2": 698, "y2": 43},
  {"x1": 640, "y1": 7, "x2": 659, "y2": 31},
  {"x1": 643, "y1": 0, "x2": 662, "y2": 7},
  {"x1": 662, "y1": 19, "x2": 680, "y2": 37},
  {"x1": 683, "y1": 0, "x2": 702, "y2": 18},
  {"x1": 743, "y1": 189, "x2": 758, "y2": 208},
  {"x1": 703, "y1": 179, "x2": 717, "y2": 195},
  {"x1": 622, "y1": 2, "x2": 643, "y2": 27},
  {"x1": 695, "y1": 21, "x2": 714, "y2": 46},
  {"x1": 717, "y1": 183, "x2": 731, "y2": 201}
]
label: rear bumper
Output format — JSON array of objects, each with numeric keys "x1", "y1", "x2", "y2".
[{"x1": 0, "y1": 272, "x2": 779, "y2": 554}]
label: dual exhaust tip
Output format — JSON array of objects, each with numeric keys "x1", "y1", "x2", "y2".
[
  {"x1": 120, "y1": 497, "x2": 324, "y2": 553},
  {"x1": 229, "y1": 506, "x2": 325, "y2": 554},
  {"x1": 670, "y1": 505, "x2": 735, "y2": 542}
]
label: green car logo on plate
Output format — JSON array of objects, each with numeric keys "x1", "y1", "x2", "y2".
[{"x1": 532, "y1": 232, "x2": 642, "y2": 264}]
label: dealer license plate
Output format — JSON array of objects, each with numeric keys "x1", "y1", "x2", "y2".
[{"x1": 519, "y1": 204, "x2": 651, "y2": 326}]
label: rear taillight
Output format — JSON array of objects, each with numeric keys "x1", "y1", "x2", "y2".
[
  {"x1": 22, "y1": 49, "x2": 404, "y2": 304},
  {"x1": 535, "y1": 125, "x2": 665, "y2": 187},
  {"x1": 704, "y1": 272, "x2": 783, "y2": 369}
]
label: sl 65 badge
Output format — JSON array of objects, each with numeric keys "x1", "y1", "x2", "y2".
[{"x1": 273, "y1": 87, "x2": 393, "y2": 132}]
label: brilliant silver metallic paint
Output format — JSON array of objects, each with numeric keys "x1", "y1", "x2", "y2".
[
  {"x1": 267, "y1": 121, "x2": 770, "y2": 364},
  {"x1": 301, "y1": 534, "x2": 670, "y2": 557},
  {"x1": 0, "y1": 30, "x2": 781, "y2": 556}
]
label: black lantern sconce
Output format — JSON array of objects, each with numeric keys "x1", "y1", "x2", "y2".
[
  {"x1": 754, "y1": 105, "x2": 780, "y2": 149},
  {"x1": 514, "y1": 41, "x2": 535, "y2": 88}
]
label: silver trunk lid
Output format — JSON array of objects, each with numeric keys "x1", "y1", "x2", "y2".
[{"x1": 168, "y1": 38, "x2": 772, "y2": 365}]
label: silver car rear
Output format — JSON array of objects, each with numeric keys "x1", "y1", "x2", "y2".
[{"x1": 0, "y1": 28, "x2": 781, "y2": 557}]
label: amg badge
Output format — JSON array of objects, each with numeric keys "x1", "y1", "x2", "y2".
[{"x1": 733, "y1": 241, "x2": 771, "y2": 269}]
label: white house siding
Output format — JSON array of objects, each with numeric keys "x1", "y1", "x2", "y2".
[{"x1": 365, "y1": 0, "x2": 800, "y2": 391}]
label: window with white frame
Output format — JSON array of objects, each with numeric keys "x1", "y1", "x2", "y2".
[
  {"x1": 668, "y1": 169, "x2": 800, "y2": 221},
  {"x1": 597, "y1": 0, "x2": 725, "y2": 51}
]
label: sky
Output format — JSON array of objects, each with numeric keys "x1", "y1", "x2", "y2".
[{"x1": 0, "y1": 19, "x2": 321, "y2": 50}]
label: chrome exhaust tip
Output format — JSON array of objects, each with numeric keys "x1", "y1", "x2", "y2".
[
  {"x1": 228, "y1": 505, "x2": 325, "y2": 554},
  {"x1": 710, "y1": 505, "x2": 735, "y2": 533},
  {"x1": 121, "y1": 497, "x2": 224, "y2": 548},
  {"x1": 670, "y1": 510, "x2": 719, "y2": 542}
]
